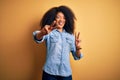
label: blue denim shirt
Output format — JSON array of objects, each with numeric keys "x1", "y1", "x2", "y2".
[{"x1": 33, "y1": 29, "x2": 83, "y2": 77}]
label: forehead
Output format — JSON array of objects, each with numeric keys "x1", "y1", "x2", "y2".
[{"x1": 56, "y1": 12, "x2": 65, "y2": 16}]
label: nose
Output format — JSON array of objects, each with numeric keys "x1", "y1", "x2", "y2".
[{"x1": 59, "y1": 18, "x2": 65, "y2": 21}]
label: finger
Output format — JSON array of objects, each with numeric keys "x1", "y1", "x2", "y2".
[
  {"x1": 75, "y1": 32, "x2": 77, "y2": 40},
  {"x1": 76, "y1": 39, "x2": 81, "y2": 43},
  {"x1": 50, "y1": 20, "x2": 56, "y2": 27},
  {"x1": 77, "y1": 32, "x2": 80, "y2": 39},
  {"x1": 44, "y1": 26, "x2": 49, "y2": 34},
  {"x1": 48, "y1": 21, "x2": 56, "y2": 30}
]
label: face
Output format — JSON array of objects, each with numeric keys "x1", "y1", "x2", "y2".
[{"x1": 55, "y1": 12, "x2": 66, "y2": 29}]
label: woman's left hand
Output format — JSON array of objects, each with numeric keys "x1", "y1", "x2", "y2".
[{"x1": 75, "y1": 32, "x2": 82, "y2": 50}]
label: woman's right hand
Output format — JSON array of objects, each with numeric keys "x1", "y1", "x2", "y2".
[
  {"x1": 36, "y1": 21, "x2": 56, "y2": 40},
  {"x1": 41, "y1": 21, "x2": 56, "y2": 35}
]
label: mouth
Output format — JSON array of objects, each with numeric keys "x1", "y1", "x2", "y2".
[{"x1": 58, "y1": 21, "x2": 64, "y2": 26}]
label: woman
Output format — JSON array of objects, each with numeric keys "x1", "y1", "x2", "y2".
[{"x1": 33, "y1": 5, "x2": 83, "y2": 80}]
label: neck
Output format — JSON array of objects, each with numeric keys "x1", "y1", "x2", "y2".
[{"x1": 57, "y1": 28, "x2": 63, "y2": 32}]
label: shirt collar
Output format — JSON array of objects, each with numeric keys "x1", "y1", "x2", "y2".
[{"x1": 54, "y1": 29, "x2": 66, "y2": 33}]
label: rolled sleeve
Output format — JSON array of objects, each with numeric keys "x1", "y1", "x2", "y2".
[
  {"x1": 75, "y1": 53, "x2": 83, "y2": 60},
  {"x1": 33, "y1": 30, "x2": 46, "y2": 43},
  {"x1": 71, "y1": 51, "x2": 83, "y2": 60}
]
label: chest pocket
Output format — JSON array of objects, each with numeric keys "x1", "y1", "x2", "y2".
[
  {"x1": 66, "y1": 37, "x2": 73, "y2": 50},
  {"x1": 50, "y1": 35, "x2": 58, "y2": 43},
  {"x1": 66, "y1": 37, "x2": 73, "y2": 45}
]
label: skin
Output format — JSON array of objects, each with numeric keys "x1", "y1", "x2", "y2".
[{"x1": 36, "y1": 12, "x2": 82, "y2": 58}]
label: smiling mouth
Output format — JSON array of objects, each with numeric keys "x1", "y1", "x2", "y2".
[{"x1": 58, "y1": 22, "x2": 64, "y2": 26}]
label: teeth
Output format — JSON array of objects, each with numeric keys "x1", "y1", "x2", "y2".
[
  {"x1": 59, "y1": 22, "x2": 63, "y2": 25},
  {"x1": 60, "y1": 22, "x2": 62, "y2": 25}
]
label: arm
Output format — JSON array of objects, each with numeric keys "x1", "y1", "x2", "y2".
[
  {"x1": 33, "y1": 30, "x2": 46, "y2": 43},
  {"x1": 71, "y1": 44, "x2": 83, "y2": 60},
  {"x1": 76, "y1": 47, "x2": 82, "y2": 58},
  {"x1": 71, "y1": 32, "x2": 83, "y2": 60},
  {"x1": 75, "y1": 32, "x2": 83, "y2": 58},
  {"x1": 33, "y1": 21, "x2": 57, "y2": 43}
]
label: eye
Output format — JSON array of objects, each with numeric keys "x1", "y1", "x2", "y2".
[{"x1": 56, "y1": 16, "x2": 60, "y2": 19}]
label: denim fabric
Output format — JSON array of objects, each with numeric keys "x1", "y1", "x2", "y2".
[
  {"x1": 33, "y1": 29, "x2": 83, "y2": 77},
  {"x1": 42, "y1": 71, "x2": 72, "y2": 80}
]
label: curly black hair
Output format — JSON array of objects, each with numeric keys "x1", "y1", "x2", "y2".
[{"x1": 40, "y1": 5, "x2": 76, "y2": 34}]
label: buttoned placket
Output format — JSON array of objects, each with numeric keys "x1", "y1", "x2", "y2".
[{"x1": 59, "y1": 32, "x2": 65, "y2": 74}]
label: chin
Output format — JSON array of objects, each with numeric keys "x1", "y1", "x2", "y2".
[{"x1": 57, "y1": 25, "x2": 64, "y2": 28}]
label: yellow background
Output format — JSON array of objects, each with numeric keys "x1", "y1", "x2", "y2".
[{"x1": 0, "y1": 0, "x2": 120, "y2": 80}]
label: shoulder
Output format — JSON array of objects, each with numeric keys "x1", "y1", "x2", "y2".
[
  {"x1": 65, "y1": 32, "x2": 75, "y2": 41},
  {"x1": 65, "y1": 32, "x2": 74, "y2": 38}
]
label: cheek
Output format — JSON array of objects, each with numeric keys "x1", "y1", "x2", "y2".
[
  {"x1": 55, "y1": 20, "x2": 59, "y2": 24},
  {"x1": 55, "y1": 18, "x2": 59, "y2": 20},
  {"x1": 63, "y1": 20, "x2": 66, "y2": 24},
  {"x1": 63, "y1": 19, "x2": 66, "y2": 22},
  {"x1": 55, "y1": 19, "x2": 59, "y2": 22},
  {"x1": 64, "y1": 21, "x2": 66, "y2": 24},
  {"x1": 55, "y1": 19, "x2": 59, "y2": 23}
]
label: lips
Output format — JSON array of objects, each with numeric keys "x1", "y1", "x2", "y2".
[{"x1": 58, "y1": 21, "x2": 64, "y2": 26}]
